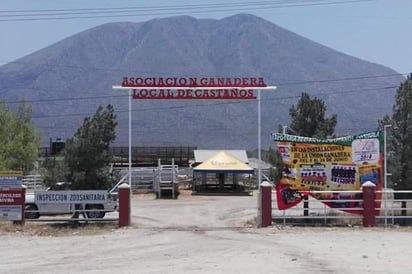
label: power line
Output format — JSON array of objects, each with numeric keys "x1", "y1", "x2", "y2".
[
  {"x1": 1, "y1": 69, "x2": 405, "y2": 105},
  {"x1": 0, "y1": 0, "x2": 374, "y2": 15},
  {"x1": 0, "y1": 1, "x2": 336, "y2": 13},
  {"x1": 275, "y1": 74, "x2": 406, "y2": 86},
  {"x1": 30, "y1": 84, "x2": 396, "y2": 120},
  {"x1": 4, "y1": 93, "x2": 128, "y2": 104},
  {"x1": 0, "y1": 1, "x2": 325, "y2": 14},
  {"x1": 0, "y1": 0, "x2": 397, "y2": 124},
  {"x1": 1, "y1": 58, "x2": 408, "y2": 81},
  {"x1": 0, "y1": 0, "x2": 375, "y2": 22},
  {"x1": 2, "y1": 82, "x2": 397, "y2": 108}
]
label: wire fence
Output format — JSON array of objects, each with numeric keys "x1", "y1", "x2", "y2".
[{"x1": 272, "y1": 189, "x2": 412, "y2": 226}]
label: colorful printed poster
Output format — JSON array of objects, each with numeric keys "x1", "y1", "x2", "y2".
[
  {"x1": 275, "y1": 181, "x2": 309, "y2": 210},
  {"x1": 272, "y1": 131, "x2": 382, "y2": 213}
]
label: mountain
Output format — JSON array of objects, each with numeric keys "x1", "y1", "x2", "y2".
[{"x1": 0, "y1": 14, "x2": 404, "y2": 150}]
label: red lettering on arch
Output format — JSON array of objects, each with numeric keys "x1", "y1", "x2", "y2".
[{"x1": 120, "y1": 76, "x2": 269, "y2": 94}]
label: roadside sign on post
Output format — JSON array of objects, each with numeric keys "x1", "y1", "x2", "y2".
[
  {"x1": 0, "y1": 171, "x2": 23, "y2": 188},
  {"x1": 34, "y1": 190, "x2": 108, "y2": 204},
  {"x1": 0, "y1": 171, "x2": 24, "y2": 222},
  {"x1": 0, "y1": 189, "x2": 24, "y2": 221}
]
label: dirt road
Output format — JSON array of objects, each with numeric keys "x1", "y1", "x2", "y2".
[{"x1": 1, "y1": 191, "x2": 412, "y2": 274}]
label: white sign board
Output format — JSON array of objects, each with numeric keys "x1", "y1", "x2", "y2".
[
  {"x1": 0, "y1": 171, "x2": 22, "y2": 188},
  {"x1": 0, "y1": 206, "x2": 22, "y2": 221},
  {"x1": 35, "y1": 191, "x2": 108, "y2": 204},
  {"x1": 352, "y1": 138, "x2": 380, "y2": 164}
]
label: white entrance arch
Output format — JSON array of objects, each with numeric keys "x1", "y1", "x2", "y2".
[{"x1": 113, "y1": 77, "x2": 276, "y2": 226}]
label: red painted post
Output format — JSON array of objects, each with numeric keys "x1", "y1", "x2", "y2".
[
  {"x1": 261, "y1": 181, "x2": 273, "y2": 227},
  {"x1": 20, "y1": 187, "x2": 25, "y2": 225},
  {"x1": 118, "y1": 183, "x2": 131, "y2": 227},
  {"x1": 362, "y1": 181, "x2": 376, "y2": 227}
]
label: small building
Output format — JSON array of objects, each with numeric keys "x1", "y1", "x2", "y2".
[{"x1": 192, "y1": 150, "x2": 254, "y2": 195}]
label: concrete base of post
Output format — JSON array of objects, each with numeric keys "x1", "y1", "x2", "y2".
[{"x1": 118, "y1": 183, "x2": 131, "y2": 227}]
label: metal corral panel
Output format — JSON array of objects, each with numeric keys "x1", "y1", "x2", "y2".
[{"x1": 194, "y1": 150, "x2": 249, "y2": 163}]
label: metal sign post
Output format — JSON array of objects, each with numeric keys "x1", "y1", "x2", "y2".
[{"x1": 257, "y1": 89, "x2": 262, "y2": 227}]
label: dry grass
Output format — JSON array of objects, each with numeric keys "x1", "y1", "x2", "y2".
[
  {"x1": 0, "y1": 221, "x2": 120, "y2": 237},
  {"x1": 245, "y1": 217, "x2": 257, "y2": 227}
]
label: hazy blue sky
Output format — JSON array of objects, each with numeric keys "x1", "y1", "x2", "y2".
[{"x1": 1, "y1": 0, "x2": 411, "y2": 74}]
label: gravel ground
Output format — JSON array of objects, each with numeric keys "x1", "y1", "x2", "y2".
[{"x1": 1, "y1": 190, "x2": 412, "y2": 274}]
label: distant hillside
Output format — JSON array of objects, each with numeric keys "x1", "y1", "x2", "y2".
[{"x1": 0, "y1": 14, "x2": 404, "y2": 150}]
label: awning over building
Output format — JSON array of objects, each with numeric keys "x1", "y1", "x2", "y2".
[
  {"x1": 193, "y1": 151, "x2": 254, "y2": 174},
  {"x1": 194, "y1": 150, "x2": 249, "y2": 164}
]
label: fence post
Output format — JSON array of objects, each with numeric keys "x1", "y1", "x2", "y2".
[
  {"x1": 12, "y1": 186, "x2": 25, "y2": 226},
  {"x1": 362, "y1": 181, "x2": 376, "y2": 227},
  {"x1": 20, "y1": 186, "x2": 26, "y2": 225},
  {"x1": 118, "y1": 183, "x2": 131, "y2": 227},
  {"x1": 260, "y1": 181, "x2": 273, "y2": 227}
]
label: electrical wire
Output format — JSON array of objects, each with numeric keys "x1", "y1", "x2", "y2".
[
  {"x1": 0, "y1": 0, "x2": 395, "y2": 135},
  {"x1": 0, "y1": 0, "x2": 375, "y2": 22},
  {"x1": 1, "y1": 70, "x2": 406, "y2": 105},
  {"x1": 27, "y1": 84, "x2": 397, "y2": 120}
]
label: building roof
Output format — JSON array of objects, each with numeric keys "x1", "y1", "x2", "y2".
[
  {"x1": 193, "y1": 150, "x2": 249, "y2": 163},
  {"x1": 193, "y1": 151, "x2": 254, "y2": 174}
]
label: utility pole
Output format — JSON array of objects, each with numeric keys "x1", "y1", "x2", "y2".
[
  {"x1": 282, "y1": 125, "x2": 309, "y2": 220},
  {"x1": 383, "y1": 124, "x2": 392, "y2": 226}
]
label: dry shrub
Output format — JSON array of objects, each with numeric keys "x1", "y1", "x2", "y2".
[
  {"x1": 245, "y1": 217, "x2": 257, "y2": 227},
  {"x1": 0, "y1": 221, "x2": 119, "y2": 237}
]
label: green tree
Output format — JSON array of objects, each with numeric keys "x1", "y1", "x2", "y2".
[
  {"x1": 0, "y1": 101, "x2": 41, "y2": 172},
  {"x1": 265, "y1": 146, "x2": 283, "y2": 182},
  {"x1": 388, "y1": 74, "x2": 412, "y2": 191},
  {"x1": 39, "y1": 157, "x2": 69, "y2": 188},
  {"x1": 289, "y1": 92, "x2": 337, "y2": 138},
  {"x1": 377, "y1": 115, "x2": 393, "y2": 186},
  {"x1": 288, "y1": 93, "x2": 337, "y2": 219},
  {"x1": 64, "y1": 105, "x2": 117, "y2": 190},
  {"x1": 378, "y1": 115, "x2": 392, "y2": 130}
]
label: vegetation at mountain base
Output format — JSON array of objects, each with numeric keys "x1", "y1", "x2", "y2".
[
  {"x1": 41, "y1": 105, "x2": 118, "y2": 190},
  {"x1": 386, "y1": 74, "x2": 412, "y2": 191},
  {"x1": 0, "y1": 101, "x2": 41, "y2": 173},
  {"x1": 289, "y1": 92, "x2": 337, "y2": 138}
]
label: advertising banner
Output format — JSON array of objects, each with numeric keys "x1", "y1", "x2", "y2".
[
  {"x1": 0, "y1": 189, "x2": 24, "y2": 205},
  {"x1": 272, "y1": 131, "x2": 382, "y2": 213},
  {"x1": 0, "y1": 171, "x2": 23, "y2": 188},
  {"x1": 0, "y1": 206, "x2": 22, "y2": 221},
  {"x1": 120, "y1": 77, "x2": 268, "y2": 100},
  {"x1": 34, "y1": 190, "x2": 108, "y2": 204},
  {"x1": 0, "y1": 189, "x2": 24, "y2": 221}
]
